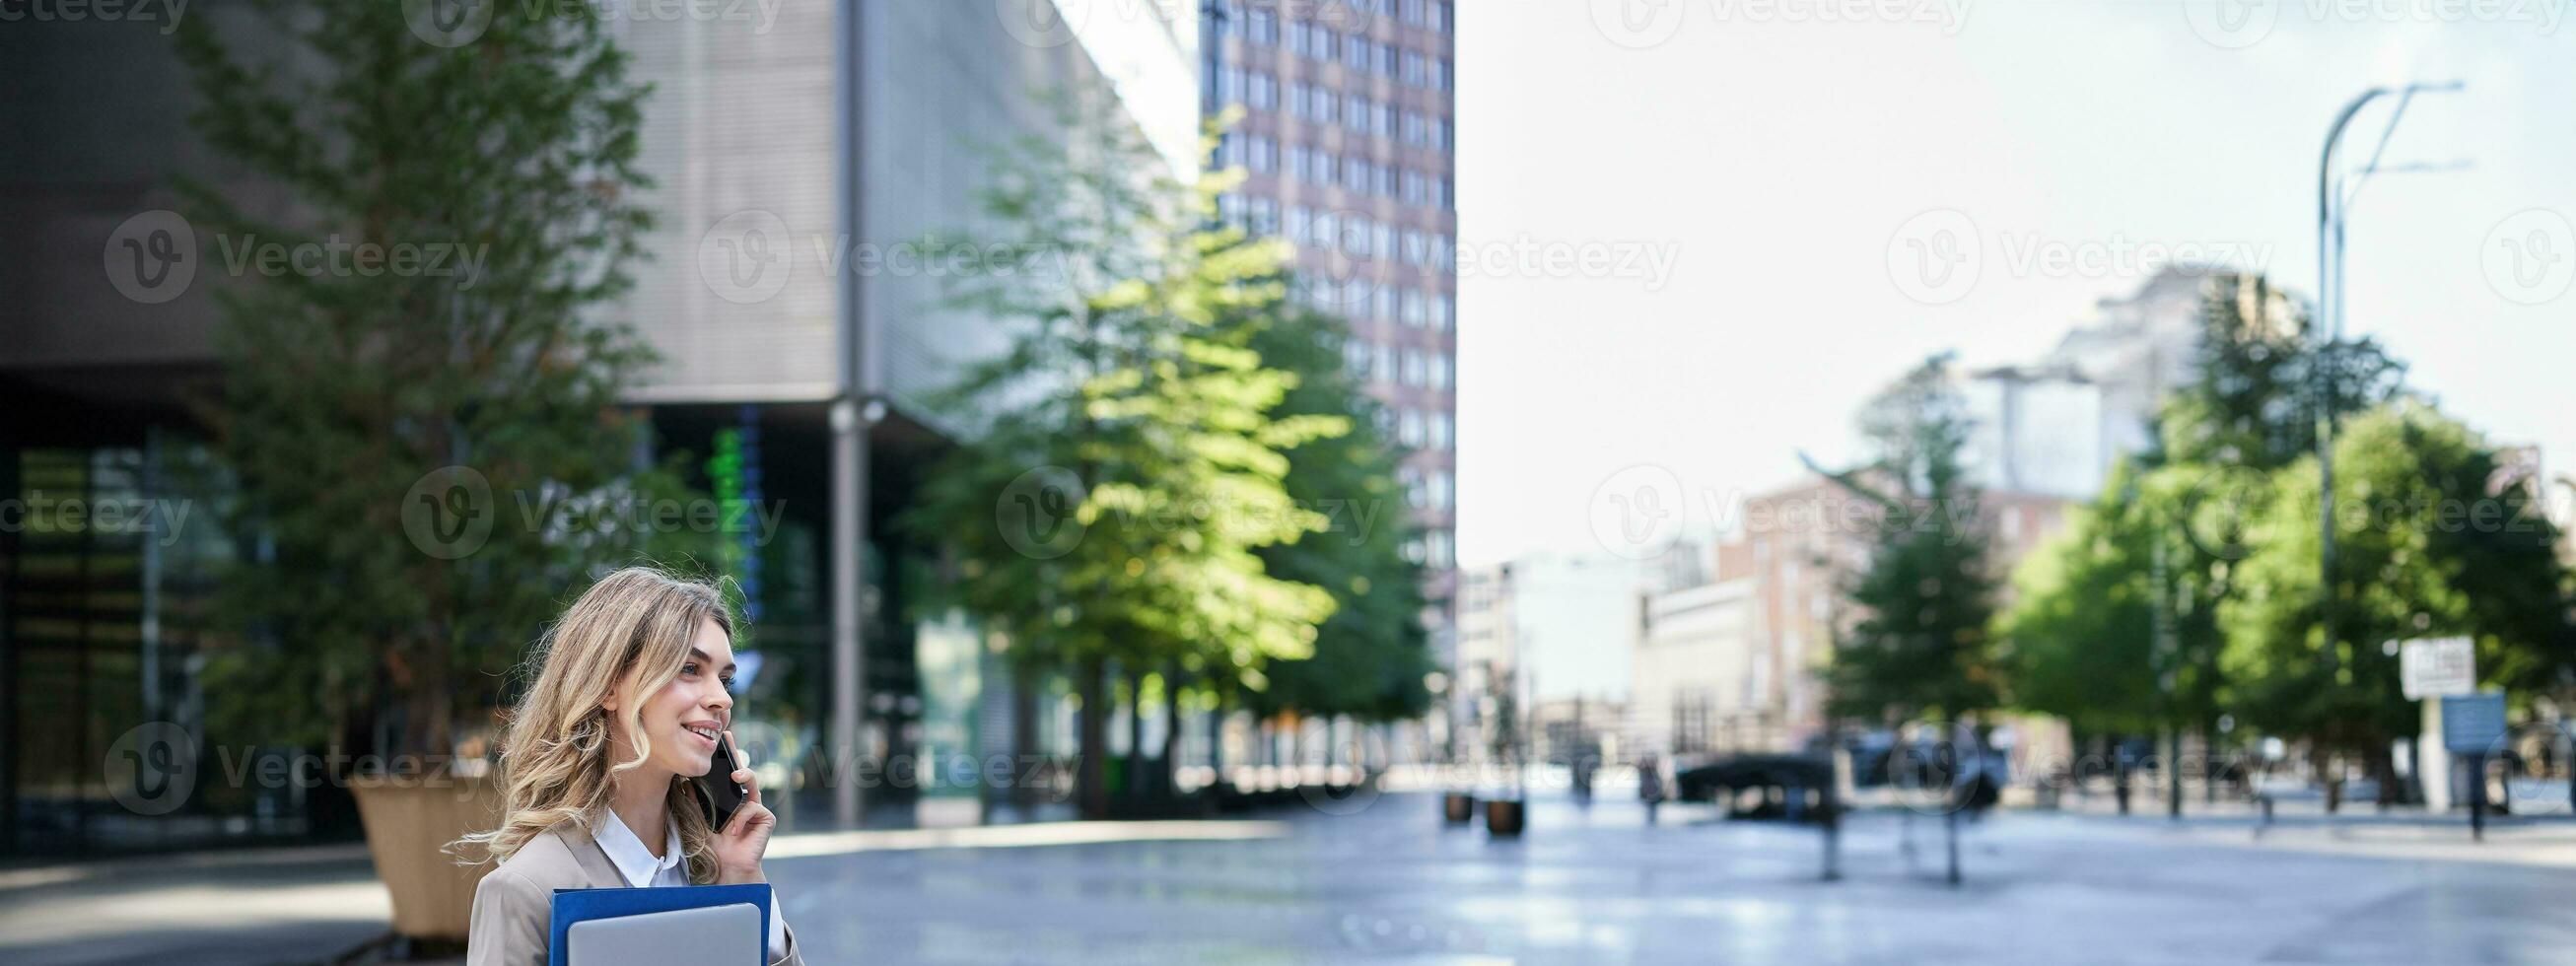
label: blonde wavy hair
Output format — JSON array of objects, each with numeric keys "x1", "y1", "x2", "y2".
[{"x1": 452, "y1": 566, "x2": 734, "y2": 883}]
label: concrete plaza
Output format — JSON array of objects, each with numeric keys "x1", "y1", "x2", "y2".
[{"x1": 5, "y1": 792, "x2": 2573, "y2": 964}]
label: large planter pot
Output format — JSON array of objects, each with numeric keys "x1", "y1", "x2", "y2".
[
  {"x1": 1485, "y1": 797, "x2": 1526, "y2": 838},
  {"x1": 1441, "y1": 792, "x2": 1478, "y2": 825},
  {"x1": 351, "y1": 773, "x2": 505, "y2": 942}
]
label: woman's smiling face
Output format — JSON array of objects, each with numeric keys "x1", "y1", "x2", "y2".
[{"x1": 606, "y1": 618, "x2": 736, "y2": 779}]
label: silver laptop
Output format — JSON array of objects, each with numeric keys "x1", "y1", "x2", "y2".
[{"x1": 565, "y1": 901, "x2": 764, "y2": 966}]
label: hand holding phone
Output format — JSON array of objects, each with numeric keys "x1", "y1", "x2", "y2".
[{"x1": 694, "y1": 731, "x2": 749, "y2": 831}]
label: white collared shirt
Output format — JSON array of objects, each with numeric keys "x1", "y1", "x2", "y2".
[{"x1": 596, "y1": 807, "x2": 789, "y2": 961}]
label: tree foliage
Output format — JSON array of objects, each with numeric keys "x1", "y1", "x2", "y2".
[
  {"x1": 177, "y1": 2, "x2": 704, "y2": 759},
  {"x1": 2220, "y1": 402, "x2": 2572, "y2": 751},
  {"x1": 1826, "y1": 354, "x2": 2002, "y2": 725},
  {"x1": 902, "y1": 101, "x2": 1343, "y2": 807},
  {"x1": 1998, "y1": 272, "x2": 2571, "y2": 764},
  {"x1": 1998, "y1": 461, "x2": 2161, "y2": 734},
  {"x1": 2000, "y1": 274, "x2": 2413, "y2": 748},
  {"x1": 1237, "y1": 304, "x2": 1434, "y2": 723}
]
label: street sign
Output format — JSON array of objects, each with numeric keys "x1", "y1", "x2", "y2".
[
  {"x1": 2402, "y1": 637, "x2": 2475, "y2": 700},
  {"x1": 2441, "y1": 692, "x2": 2508, "y2": 755}
]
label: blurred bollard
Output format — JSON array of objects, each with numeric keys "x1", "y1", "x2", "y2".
[
  {"x1": 1441, "y1": 792, "x2": 1477, "y2": 825},
  {"x1": 1485, "y1": 798, "x2": 1525, "y2": 839}
]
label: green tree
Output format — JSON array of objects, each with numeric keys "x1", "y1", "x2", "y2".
[
  {"x1": 176, "y1": 2, "x2": 705, "y2": 761},
  {"x1": 2157, "y1": 274, "x2": 2314, "y2": 469},
  {"x1": 1997, "y1": 461, "x2": 2162, "y2": 737},
  {"x1": 2149, "y1": 274, "x2": 2402, "y2": 800},
  {"x1": 2000, "y1": 273, "x2": 2417, "y2": 810},
  {"x1": 1239, "y1": 305, "x2": 1434, "y2": 726},
  {"x1": 1824, "y1": 354, "x2": 2002, "y2": 727},
  {"x1": 904, "y1": 103, "x2": 1337, "y2": 817},
  {"x1": 2221, "y1": 402, "x2": 2572, "y2": 774}
]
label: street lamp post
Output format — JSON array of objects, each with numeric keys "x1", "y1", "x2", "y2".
[
  {"x1": 2312, "y1": 82, "x2": 2463, "y2": 673},
  {"x1": 2313, "y1": 81, "x2": 2462, "y2": 810}
]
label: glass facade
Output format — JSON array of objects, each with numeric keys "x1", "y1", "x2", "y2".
[{"x1": 1209, "y1": 0, "x2": 1460, "y2": 665}]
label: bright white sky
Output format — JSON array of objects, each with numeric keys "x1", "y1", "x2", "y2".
[{"x1": 1453, "y1": 2, "x2": 2576, "y2": 568}]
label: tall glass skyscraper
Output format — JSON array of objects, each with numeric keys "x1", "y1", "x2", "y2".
[{"x1": 1206, "y1": 0, "x2": 1459, "y2": 694}]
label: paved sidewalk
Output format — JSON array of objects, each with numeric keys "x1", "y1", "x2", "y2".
[
  {"x1": 0, "y1": 821, "x2": 1291, "y2": 966},
  {"x1": 9, "y1": 794, "x2": 2576, "y2": 964}
]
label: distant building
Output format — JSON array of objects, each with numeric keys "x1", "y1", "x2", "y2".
[
  {"x1": 1453, "y1": 553, "x2": 1646, "y2": 759},
  {"x1": 1961, "y1": 365, "x2": 2109, "y2": 501},
  {"x1": 1629, "y1": 576, "x2": 1759, "y2": 761},
  {"x1": 2037, "y1": 265, "x2": 2301, "y2": 469},
  {"x1": 1709, "y1": 478, "x2": 1879, "y2": 754}
]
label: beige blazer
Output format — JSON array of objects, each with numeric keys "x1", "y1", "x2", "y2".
[{"x1": 466, "y1": 821, "x2": 806, "y2": 966}]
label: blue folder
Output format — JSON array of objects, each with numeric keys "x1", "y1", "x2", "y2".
[{"x1": 548, "y1": 884, "x2": 771, "y2": 966}]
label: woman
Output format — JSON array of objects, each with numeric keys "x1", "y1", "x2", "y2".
[{"x1": 458, "y1": 567, "x2": 803, "y2": 965}]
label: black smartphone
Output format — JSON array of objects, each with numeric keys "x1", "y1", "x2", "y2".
[{"x1": 694, "y1": 734, "x2": 748, "y2": 831}]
